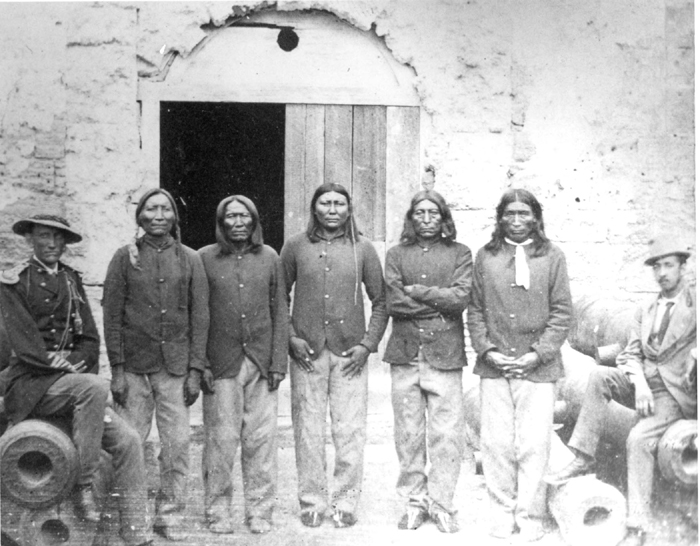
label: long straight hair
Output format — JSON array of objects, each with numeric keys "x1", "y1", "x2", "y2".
[
  {"x1": 485, "y1": 188, "x2": 550, "y2": 257},
  {"x1": 214, "y1": 195, "x2": 264, "y2": 255},
  {"x1": 132, "y1": 188, "x2": 188, "y2": 308},
  {"x1": 306, "y1": 183, "x2": 361, "y2": 243},
  {"x1": 399, "y1": 190, "x2": 457, "y2": 245}
]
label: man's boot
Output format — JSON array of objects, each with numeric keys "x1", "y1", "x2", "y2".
[{"x1": 75, "y1": 484, "x2": 101, "y2": 523}]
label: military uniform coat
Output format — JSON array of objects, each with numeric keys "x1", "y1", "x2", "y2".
[{"x1": 0, "y1": 258, "x2": 100, "y2": 424}]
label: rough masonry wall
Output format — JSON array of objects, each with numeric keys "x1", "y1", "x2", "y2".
[{"x1": 0, "y1": 0, "x2": 695, "y2": 307}]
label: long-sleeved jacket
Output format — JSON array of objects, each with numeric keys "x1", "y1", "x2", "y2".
[
  {"x1": 468, "y1": 242, "x2": 572, "y2": 382},
  {"x1": 280, "y1": 231, "x2": 388, "y2": 356},
  {"x1": 0, "y1": 258, "x2": 100, "y2": 424},
  {"x1": 198, "y1": 243, "x2": 288, "y2": 379},
  {"x1": 384, "y1": 240, "x2": 472, "y2": 369},
  {"x1": 617, "y1": 284, "x2": 697, "y2": 418},
  {"x1": 102, "y1": 235, "x2": 209, "y2": 376}
]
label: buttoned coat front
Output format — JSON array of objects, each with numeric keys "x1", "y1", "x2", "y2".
[
  {"x1": 102, "y1": 236, "x2": 209, "y2": 376},
  {"x1": 198, "y1": 243, "x2": 288, "y2": 379},
  {"x1": 617, "y1": 285, "x2": 697, "y2": 418},
  {"x1": 0, "y1": 259, "x2": 100, "y2": 423},
  {"x1": 468, "y1": 242, "x2": 572, "y2": 382},
  {"x1": 384, "y1": 240, "x2": 472, "y2": 369}
]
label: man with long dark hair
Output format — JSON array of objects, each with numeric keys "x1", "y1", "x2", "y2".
[
  {"x1": 197, "y1": 195, "x2": 288, "y2": 535},
  {"x1": 468, "y1": 189, "x2": 572, "y2": 542},
  {"x1": 103, "y1": 188, "x2": 209, "y2": 541},
  {"x1": 384, "y1": 190, "x2": 472, "y2": 533},
  {"x1": 280, "y1": 183, "x2": 388, "y2": 528}
]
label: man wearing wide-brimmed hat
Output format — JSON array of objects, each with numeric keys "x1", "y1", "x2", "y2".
[
  {"x1": 0, "y1": 214, "x2": 153, "y2": 546},
  {"x1": 545, "y1": 233, "x2": 696, "y2": 546}
]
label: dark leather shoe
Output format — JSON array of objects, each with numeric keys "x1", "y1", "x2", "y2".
[
  {"x1": 331, "y1": 510, "x2": 357, "y2": 528},
  {"x1": 618, "y1": 527, "x2": 646, "y2": 546},
  {"x1": 544, "y1": 456, "x2": 595, "y2": 485},
  {"x1": 398, "y1": 507, "x2": 428, "y2": 530},
  {"x1": 75, "y1": 484, "x2": 101, "y2": 523},
  {"x1": 300, "y1": 511, "x2": 323, "y2": 527}
]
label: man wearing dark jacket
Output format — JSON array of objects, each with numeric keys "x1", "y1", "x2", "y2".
[
  {"x1": 468, "y1": 189, "x2": 572, "y2": 542},
  {"x1": 0, "y1": 214, "x2": 151, "y2": 546},
  {"x1": 384, "y1": 190, "x2": 472, "y2": 533},
  {"x1": 198, "y1": 195, "x2": 288, "y2": 535}
]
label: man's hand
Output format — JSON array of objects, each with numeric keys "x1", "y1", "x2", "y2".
[
  {"x1": 290, "y1": 336, "x2": 315, "y2": 372},
  {"x1": 50, "y1": 354, "x2": 78, "y2": 373},
  {"x1": 110, "y1": 365, "x2": 129, "y2": 407},
  {"x1": 268, "y1": 372, "x2": 285, "y2": 392},
  {"x1": 340, "y1": 345, "x2": 370, "y2": 378},
  {"x1": 632, "y1": 375, "x2": 655, "y2": 417},
  {"x1": 184, "y1": 369, "x2": 202, "y2": 406},
  {"x1": 504, "y1": 352, "x2": 540, "y2": 380},
  {"x1": 485, "y1": 350, "x2": 516, "y2": 371},
  {"x1": 201, "y1": 368, "x2": 216, "y2": 395}
]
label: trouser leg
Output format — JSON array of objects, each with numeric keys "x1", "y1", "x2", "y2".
[
  {"x1": 423, "y1": 363, "x2": 464, "y2": 514},
  {"x1": 391, "y1": 363, "x2": 428, "y2": 509},
  {"x1": 569, "y1": 367, "x2": 635, "y2": 459},
  {"x1": 480, "y1": 377, "x2": 517, "y2": 530},
  {"x1": 150, "y1": 369, "x2": 190, "y2": 525},
  {"x1": 32, "y1": 374, "x2": 109, "y2": 485},
  {"x1": 202, "y1": 376, "x2": 242, "y2": 524},
  {"x1": 512, "y1": 380, "x2": 554, "y2": 529},
  {"x1": 291, "y1": 349, "x2": 330, "y2": 513},
  {"x1": 329, "y1": 348, "x2": 368, "y2": 514},
  {"x1": 626, "y1": 373, "x2": 684, "y2": 529},
  {"x1": 102, "y1": 407, "x2": 152, "y2": 545},
  {"x1": 240, "y1": 358, "x2": 278, "y2": 521}
]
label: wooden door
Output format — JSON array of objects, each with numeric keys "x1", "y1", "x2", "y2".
[
  {"x1": 284, "y1": 104, "x2": 420, "y2": 365},
  {"x1": 284, "y1": 104, "x2": 420, "y2": 246}
]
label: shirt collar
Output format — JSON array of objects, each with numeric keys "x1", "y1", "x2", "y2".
[
  {"x1": 504, "y1": 237, "x2": 533, "y2": 247},
  {"x1": 657, "y1": 291, "x2": 683, "y2": 307},
  {"x1": 142, "y1": 234, "x2": 174, "y2": 250},
  {"x1": 32, "y1": 255, "x2": 59, "y2": 275},
  {"x1": 314, "y1": 228, "x2": 347, "y2": 242}
]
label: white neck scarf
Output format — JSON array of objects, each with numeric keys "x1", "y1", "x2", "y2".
[
  {"x1": 34, "y1": 255, "x2": 59, "y2": 275},
  {"x1": 505, "y1": 238, "x2": 533, "y2": 290}
]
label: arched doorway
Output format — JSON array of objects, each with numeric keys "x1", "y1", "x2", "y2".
[{"x1": 138, "y1": 9, "x2": 421, "y2": 252}]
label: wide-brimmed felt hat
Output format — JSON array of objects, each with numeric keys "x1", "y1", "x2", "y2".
[
  {"x1": 12, "y1": 214, "x2": 82, "y2": 244},
  {"x1": 644, "y1": 234, "x2": 691, "y2": 266}
]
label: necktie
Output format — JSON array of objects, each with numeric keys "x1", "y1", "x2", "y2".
[
  {"x1": 655, "y1": 302, "x2": 674, "y2": 344},
  {"x1": 505, "y1": 238, "x2": 532, "y2": 290}
]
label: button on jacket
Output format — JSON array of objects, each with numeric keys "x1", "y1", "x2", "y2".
[
  {"x1": 103, "y1": 236, "x2": 209, "y2": 376},
  {"x1": 280, "y1": 231, "x2": 388, "y2": 356},
  {"x1": 198, "y1": 243, "x2": 288, "y2": 379},
  {"x1": 0, "y1": 259, "x2": 100, "y2": 424},
  {"x1": 384, "y1": 241, "x2": 473, "y2": 369},
  {"x1": 468, "y1": 243, "x2": 572, "y2": 382}
]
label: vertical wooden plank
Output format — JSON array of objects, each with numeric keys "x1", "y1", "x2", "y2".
[
  {"x1": 285, "y1": 104, "x2": 307, "y2": 239},
  {"x1": 304, "y1": 105, "x2": 326, "y2": 191},
  {"x1": 324, "y1": 105, "x2": 353, "y2": 188},
  {"x1": 352, "y1": 106, "x2": 387, "y2": 241},
  {"x1": 385, "y1": 106, "x2": 420, "y2": 246},
  {"x1": 141, "y1": 99, "x2": 160, "y2": 188}
]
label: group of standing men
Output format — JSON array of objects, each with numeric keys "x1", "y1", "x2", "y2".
[{"x1": 0, "y1": 182, "x2": 694, "y2": 546}]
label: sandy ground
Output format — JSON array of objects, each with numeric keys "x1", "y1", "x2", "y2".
[{"x1": 96, "y1": 367, "x2": 698, "y2": 546}]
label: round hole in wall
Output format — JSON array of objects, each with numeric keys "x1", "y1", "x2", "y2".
[{"x1": 277, "y1": 28, "x2": 299, "y2": 52}]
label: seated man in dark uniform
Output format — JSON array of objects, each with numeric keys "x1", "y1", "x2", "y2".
[{"x1": 0, "y1": 214, "x2": 152, "y2": 546}]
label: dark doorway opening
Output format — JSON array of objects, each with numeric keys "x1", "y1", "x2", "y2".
[{"x1": 160, "y1": 102, "x2": 286, "y2": 252}]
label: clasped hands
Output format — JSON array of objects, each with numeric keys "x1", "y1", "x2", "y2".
[
  {"x1": 290, "y1": 336, "x2": 369, "y2": 378},
  {"x1": 485, "y1": 350, "x2": 540, "y2": 380}
]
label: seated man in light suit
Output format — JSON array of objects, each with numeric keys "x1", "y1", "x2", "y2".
[{"x1": 546, "y1": 233, "x2": 696, "y2": 546}]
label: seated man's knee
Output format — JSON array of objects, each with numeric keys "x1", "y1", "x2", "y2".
[
  {"x1": 78, "y1": 375, "x2": 110, "y2": 404},
  {"x1": 626, "y1": 424, "x2": 657, "y2": 456}
]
